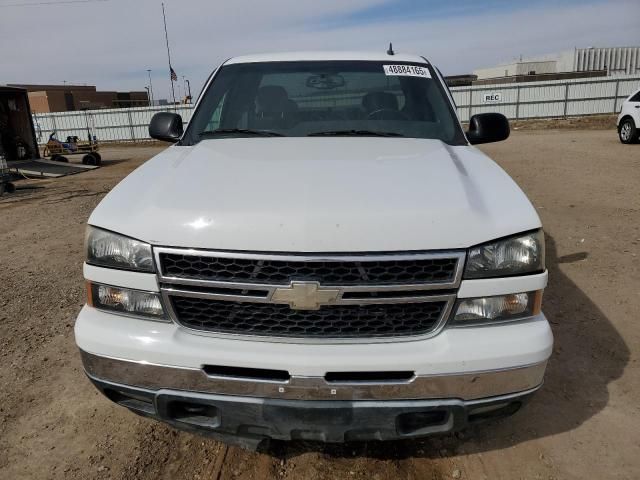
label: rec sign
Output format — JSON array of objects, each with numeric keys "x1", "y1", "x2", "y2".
[{"x1": 482, "y1": 92, "x2": 502, "y2": 103}]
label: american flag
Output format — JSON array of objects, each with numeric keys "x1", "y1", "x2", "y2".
[{"x1": 170, "y1": 67, "x2": 177, "y2": 82}]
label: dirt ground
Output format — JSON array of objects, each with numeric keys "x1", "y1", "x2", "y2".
[
  {"x1": 1, "y1": 129, "x2": 639, "y2": 480},
  {"x1": 510, "y1": 114, "x2": 618, "y2": 131}
]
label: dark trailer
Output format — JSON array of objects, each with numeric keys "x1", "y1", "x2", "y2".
[
  {"x1": 1, "y1": 86, "x2": 100, "y2": 195},
  {"x1": 0, "y1": 85, "x2": 40, "y2": 162}
]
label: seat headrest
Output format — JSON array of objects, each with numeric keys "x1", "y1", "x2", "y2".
[{"x1": 257, "y1": 85, "x2": 290, "y2": 112}]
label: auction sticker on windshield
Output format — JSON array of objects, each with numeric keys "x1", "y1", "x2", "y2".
[{"x1": 383, "y1": 65, "x2": 431, "y2": 78}]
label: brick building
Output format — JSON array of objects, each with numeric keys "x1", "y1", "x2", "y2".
[{"x1": 7, "y1": 84, "x2": 149, "y2": 113}]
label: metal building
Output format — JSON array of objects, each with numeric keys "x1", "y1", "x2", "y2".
[
  {"x1": 474, "y1": 46, "x2": 640, "y2": 81},
  {"x1": 574, "y1": 47, "x2": 640, "y2": 76}
]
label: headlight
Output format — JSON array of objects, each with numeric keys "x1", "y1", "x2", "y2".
[
  {"x1": 86, "y1": 226, "x2": 154, "y2": 272},
  {"x1": 451, "y1": 290, "x2": 542, "y2": 326},
  {"x1": 464, "y1": 230, "x2": 545, "y2": 279},
  {"x1": 87, "y1": 282, "x2": 168, "y2": 321}
]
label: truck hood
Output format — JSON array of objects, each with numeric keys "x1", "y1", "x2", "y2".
[{"x1": 89, "y1": 138, "x2": 541, "y2": 251}]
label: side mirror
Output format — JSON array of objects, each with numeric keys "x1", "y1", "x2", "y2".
[
  {"x1": 149, "y1": 112, "x2": 183, "y2": 143},
  {"x1": 467, "y1": 113, "x2": 510, "y2": 145}
]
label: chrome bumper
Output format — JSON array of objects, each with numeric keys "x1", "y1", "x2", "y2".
[{"x1": 80, "y1": 350, "x2": 546, "y2": 401}]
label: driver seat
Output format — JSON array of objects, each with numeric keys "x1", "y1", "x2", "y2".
[{"x1": 255, "y1": 85, "x2": 298, "y2": 128}]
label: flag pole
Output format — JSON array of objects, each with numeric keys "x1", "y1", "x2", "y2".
[{"x1": 162, "y1": 2, "x2": 176, "y2": 109}]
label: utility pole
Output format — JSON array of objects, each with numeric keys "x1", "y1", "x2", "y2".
[{"x1": 146, "y1": 69, "x2": 154, "y2": 106}]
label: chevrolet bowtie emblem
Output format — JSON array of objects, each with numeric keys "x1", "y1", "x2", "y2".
[{"x1": 271, "y1": 282, "x2": 340, "y2": 310}]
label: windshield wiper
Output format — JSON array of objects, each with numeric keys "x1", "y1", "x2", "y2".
[
  {"x1": 307, "y1": 129, "x2": 404, "y2": 137},
  {"x1": 199, "y1": 128, "x2": 284, "y2": 137}
]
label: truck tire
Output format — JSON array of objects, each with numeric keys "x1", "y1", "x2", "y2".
[{"x1": 619, "y1": 118, "x2": 638, "y2": 144}]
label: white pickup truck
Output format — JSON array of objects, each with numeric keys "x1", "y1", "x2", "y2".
[{"x1": 75, "y1": 51, "x2": 552, "y2": 450}]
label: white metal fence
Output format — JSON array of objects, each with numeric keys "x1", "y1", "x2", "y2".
[
  {"x1": 32, "y1": 104, "x2": 195, "y2": 145},
  {"x1": 32, "y1": 75, "x2": 640, "y2": 144},
  {"x1": 451, "y1": 75, "x2": 640, "y2": 122}
]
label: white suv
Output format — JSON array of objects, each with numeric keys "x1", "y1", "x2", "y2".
[
  {"x1": 618, "y1": 88, "x2": 640, "y2": 144},
  {"x1": 75, "y1": 51, "x2": 552, "y2": 450}
]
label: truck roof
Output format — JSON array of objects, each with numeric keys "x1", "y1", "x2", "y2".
[{"x1": 224, "y1": 51, "x2": 430, "y2": 65}]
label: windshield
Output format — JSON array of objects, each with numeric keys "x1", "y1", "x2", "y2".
[{"x1": 183, "y1": 61, "x2": 465, "y2": 145}]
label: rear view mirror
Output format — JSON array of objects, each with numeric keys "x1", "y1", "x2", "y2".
[
  {"x1": 467, "y1": 113, "x2": 510, "y2": 145},
  {"x1": 149, "y1": 112, "x2": 183, "y2": 143}
]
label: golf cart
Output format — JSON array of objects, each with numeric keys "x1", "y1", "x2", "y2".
[{"x1": 43, "y1": 110, "x2": 101, "y2": 165}]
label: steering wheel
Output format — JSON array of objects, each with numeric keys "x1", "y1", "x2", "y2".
[{"x1": 367, "y1": 109, "x2": 409, "y2": 121}]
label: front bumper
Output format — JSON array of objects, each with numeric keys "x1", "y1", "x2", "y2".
[
  {"x1": 87, "y1": 373, "x2": 539, "y2": 449},
  {"x1": 80, "y1": 350, "x2": 547, "y2": 401},
  {"x1": 76, "y1": 292, "x2": 553, "y2": 445},
  {"x1": 80, "y1": 349, "x2": 547, "y2": 446}
]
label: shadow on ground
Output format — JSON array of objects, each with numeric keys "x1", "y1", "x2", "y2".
[
  {"x1": 97, "y1": 157, "x2": 130, "y2": 167},
  {"x1": 265, "y1": 234, "x2": 629, "y2": 460}
]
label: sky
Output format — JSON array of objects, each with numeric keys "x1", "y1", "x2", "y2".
[{"x1": 1, "y1": 0, "x2": 638, "y2": 100}]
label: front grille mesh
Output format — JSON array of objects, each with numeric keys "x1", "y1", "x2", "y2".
[
  {"x1": 160, "y1": 253, "x2": 458, "y2": 285},
  {"x1": 171, "y1": 297, "x2": 447, "y2": 338}
]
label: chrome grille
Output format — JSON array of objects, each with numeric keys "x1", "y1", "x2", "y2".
[{"x1": 155, "y1": 248, "x2": 464, "y2": 342}]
